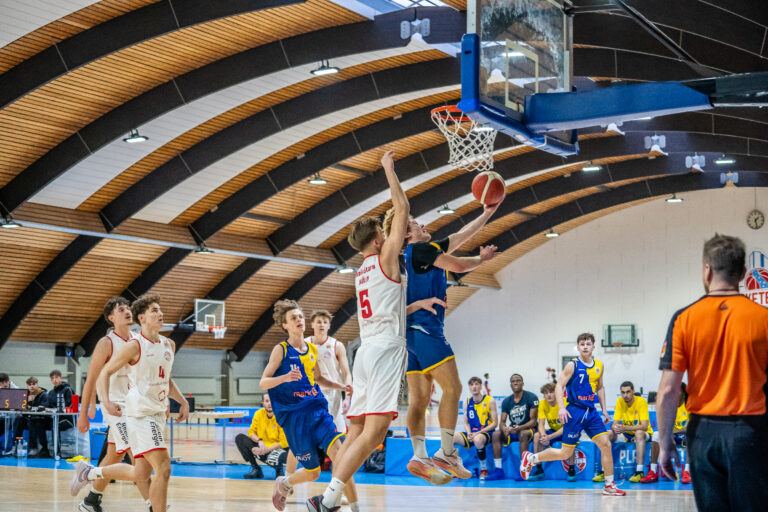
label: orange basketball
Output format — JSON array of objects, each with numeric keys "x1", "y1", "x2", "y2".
[{"x1": 472, "y1": 171, "x2": 505, "y2": 206}]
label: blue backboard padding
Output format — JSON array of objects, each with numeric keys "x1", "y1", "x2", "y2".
[{"x1": 525, "y1": 82, "x2": 712, "y2": 132}]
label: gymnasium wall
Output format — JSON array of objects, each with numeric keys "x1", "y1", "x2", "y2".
[{"x1": 447, "y1": 187, "x2": 768, "y2": 406}]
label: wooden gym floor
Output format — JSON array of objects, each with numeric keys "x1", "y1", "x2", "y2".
[{"x1": 2, "y1": 465, "x2": 696, "y2": 511}]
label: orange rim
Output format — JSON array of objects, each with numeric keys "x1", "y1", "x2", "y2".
[{"x1": 431, "y1": 105, "x2": 473, "y2": 123}]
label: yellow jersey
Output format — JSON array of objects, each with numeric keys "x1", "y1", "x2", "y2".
[
  {"x1": 614, "y1": 395, "x2": 653, "y2": 435},
  {"x1": 247, "y1": 408, "x2": 289, "y2": 448},
  {"x1": 674, "y1": 402, "x2": 689, "y2": 431},
  {"x1": 538, "y1": 398, "x2": 568, "y2": 431}
]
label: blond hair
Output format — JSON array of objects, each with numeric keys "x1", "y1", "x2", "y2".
[
  {"x1": 348, "y1": 216, "x2": 381, "y2": 252},
  {"x1": 382, "y1": 207, "x2": 413, "y2": 249}
]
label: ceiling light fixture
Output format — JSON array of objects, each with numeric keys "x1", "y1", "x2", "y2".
[
  {"x1": 582, "y1": 165, "x2": 601, "y2": 172},
  {"x1": 308, "y1": 173, "x2": 327, "y2": 185},
  {"x1": 1, "y1": 215, "x2": 21, "y2": 228},
  {"x1": 715, "y1": 155, "x2": 735, "y2": 165},
  {"x1": 311, "y1": 60, "x2": 340, "y2": 76},
  {"x1": 545, "y1": 229, "x2": 559, "y2": 238},
  {"x1": 195, "y1": 243, "x2": 213, "y2": 254},
  {"x1": 438, "y1": 204, "x2": 455, "y2": 215},
  {"x1": 337, "y1": 265, "x2": 355, "y2": 274},
  {"x1": 123, "y1": 128, "x2": 148, "y2": 143},
  {"x1": 666, "y1": 194, "x2": 683, "y2": 203}
]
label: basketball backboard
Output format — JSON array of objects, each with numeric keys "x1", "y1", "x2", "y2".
[{"x1": 195, "y1": 299, "x2": 225, "y2": 332}]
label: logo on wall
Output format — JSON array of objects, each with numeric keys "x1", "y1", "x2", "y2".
[
  {"x1": 743, "y1": 250, "x2": 768, "y2": 307},
  {"x1": 561, "y1": 448, "x2": 587, "y2": 473}
]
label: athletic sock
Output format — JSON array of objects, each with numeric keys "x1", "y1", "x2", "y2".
[
  {"x1": 321, "y1": 478, "x2": 345, "y2": 508},
  {"x1": 350, "y1": 503, "x2": 360, "y2": 512},
  {"x1": 636, "y1": 464, "x2": 643, "y2": 472},
  {"x1": 605, "y1": 475, "x2": 614, "y2": 485},
  {"x1": 494, "y1": 458, "x2": 502, "y2": 469},
  {"x1": 685, "y1": 463, "x2": 690, "y2": 471},
  {"x1": 411, "y1": 435, "x2": 428, "y2": 459},
  {"x1": 87, "y1": 467, "x2": 103, "y2": 481},
  {"x1": 282, "y1": 477, "x2": 294, "y2": 491},
  {"x1": 479, "y1": 459, "x2": 487, "y2": 470},
  {"x1": 477, "y1": 446, "x2": 486, "y2": 461},
  {"x1": 529, "y1": 453, "x2": 539, "y2": 464},
  {"x1": 651, "y1": 463, "x2": 657, "y2": 472},
  {"x1": 145, "y1": 499, "x2": 152, "y2": 508},
  {"x1": 440, "y1": 428, "x2": 456, "y2": 456}
]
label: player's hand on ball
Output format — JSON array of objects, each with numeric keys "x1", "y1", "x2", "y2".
[
  {"x1": 558, "y1": 408, "x2": 571, "y2": 424},
  {"x1": 483, "y1": 194, "x2": 504, "y2": 213},
  {"x1": 381, "y1": 150, "x2": 395, "y2": 171},
  {"x1": 479, "y1": 245, "x2": 498, "y2": 261},
  {"x1": 285, "y1": 368, "x2": 302, "y2": 383}
]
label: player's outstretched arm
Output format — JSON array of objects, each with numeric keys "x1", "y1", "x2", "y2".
[
  {"x1": 446, "y1": 200, "x2": 504, "y2": 254},
  {"x1": 656, "y1": 369, "x2": 684, "y2": 480},
  {"x1": 96, "y1": 341, "x2": 140, "y2": 417},
  {"x1": 77, "y1": 336, "x2": 111, "y2": 432},
  {"x1": 406, "y1": 297, "x2": 447, "y2": 316},
  {"x1": 259, "y1": 345, "x2": 301, "y2": 390},
  {"x1": 379, "y1": 150, "x2": 409, "y2": 280},
  {"x1": 314, "y1": 360, "x2": 351, "y2": 393},
  {"x1": 434, "y1": 244, "x2": 499, "y2": 273}
]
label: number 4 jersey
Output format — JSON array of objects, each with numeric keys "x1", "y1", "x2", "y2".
[
  {"x1": 355, "y1": 254, "x2": 406, "y2": 343},
  {"x1": 125, "y1": 332, "x2": 174, "y2": 417}
]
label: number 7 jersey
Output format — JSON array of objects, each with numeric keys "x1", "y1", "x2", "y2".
[{"x1": 355, "y1": 254, "x2": 406, "y2": 343}]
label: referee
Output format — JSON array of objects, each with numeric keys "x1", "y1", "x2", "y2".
[{"x1": 657, "y1": 234, "x2": 768, "y2": 511}]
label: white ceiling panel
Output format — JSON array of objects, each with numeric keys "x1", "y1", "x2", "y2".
[
  {"x1": 0, "y1": 0, "x2": 100, "y2": 49},
  {"x1": 30, "y1": 39, "x2": 441, "y2": 209},
  {"x1": 133, "y1": 84, "x2": 459, "y2": 223}
]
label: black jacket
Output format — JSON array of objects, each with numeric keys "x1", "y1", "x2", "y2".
[
  {"x1": 28, "y1": 387, "x2": 47, "y2": 408},
  {"x1": 42, "y1": 382, "x2": 73, "y2": 409}
]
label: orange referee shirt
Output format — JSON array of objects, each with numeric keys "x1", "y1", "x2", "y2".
[{"x1": 659, "y1": 294, "x2": 768, "y2": 416}]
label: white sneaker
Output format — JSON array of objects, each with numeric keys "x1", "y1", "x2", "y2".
[
  {"x1": 70, "y1": 460, "x2": 94, "y2": 496},
  {"x1": 432, "y1": 449, "x2": 472, "y2": 479}
]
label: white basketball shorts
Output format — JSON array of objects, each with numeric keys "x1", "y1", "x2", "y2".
[
  {"x1": 126, "y1": 412, "x2": 167, "y2": 458},
  {"x1": 347, "y1": 337, "x2": 407, "y2": 419},
  {"x1": 321, "y1": 387, "x2": 346, "y2": 433},
  {"x1": 104, "y1": 406, "x2": 130, "y2": 454}
]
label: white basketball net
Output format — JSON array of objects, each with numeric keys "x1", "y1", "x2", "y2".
[
  {"x1": 431, "y1": 106, "x2": 497, "y2": 172},
  {"x1": 209, "y1": 325, "x2": 227, "y2": 339}
]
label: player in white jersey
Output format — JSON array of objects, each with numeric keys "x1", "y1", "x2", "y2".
[
  {"x1": 308, "y1": 310, "x2": 352, "y2": 433},
  {"x1": 71, "y1": 294, "x2": 189, "y2": 512},
  {"x1": 308, "y1": 150, "x2": 409, "y2": 512},
  {"x1": 76, "y1": 296, "x2": 151, "y2": 512}
]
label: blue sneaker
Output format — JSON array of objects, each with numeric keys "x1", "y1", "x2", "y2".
[
  {"x1": 527, "y1": 468, "x2": 545, "y2": 481},
  {"x1": 484, "y1": 467, "x2": 506, "y2": 481}
]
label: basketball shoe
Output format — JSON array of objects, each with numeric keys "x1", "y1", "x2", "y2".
[
  {"x1": 681, "y1": 469, "x2": 691, "y2": 484},
  {"x1": 639, "y1": 469, "x2": 658, "y2": 483},
  {"x1": 592, "y1": 471, "x2": 605, "y2": 482},
  {"x1": 272, "y1": 476, "x2": 293, "y2": 511},
  {"x1": 527, "y1": 464, "x2": 545, "y2": 481},
  {"x1": 432, "y1": 448, "x2": 472, "y2": 479},
  {"x1": 519, "y1": 451, "x2": 534, "y2": 480},
  {"x1": 479, "y1": 468, "x2": 488, "y2": 480},
  {"x1": 629, "y1": 471, "x2": 644, "y2": 483},
  {"x1": 70, "y1": 460, "x2": 95, "y2": 496},
  {"x1": 484, "y1": 467, "x2": 506, "y2": 480},
  {"x1": 306, "y1": 495, "x2": 340, "y2": 512},
  {"x1": 602, "y1": 482, "x2": 626, "y2": 496},
  {"x1": 78, "y1": 492, "x2": 103, "y2": 512},
  {"x1": 406, "y1": 456, "x2": 452, "y2": 485},
  {"x1": 567, "y1": 465, "x2": 577, "y2": 482}
]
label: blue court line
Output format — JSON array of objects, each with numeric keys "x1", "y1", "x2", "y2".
[{"x1": 0, "y1": 456, "x2": 691, "y2": 491}]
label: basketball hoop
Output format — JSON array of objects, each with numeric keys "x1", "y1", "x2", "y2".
[
  {"x1": 209, "y1": 325, "x2": 227, "y2": 339},
  {"x1": 431, "y1": 105, "x2": 497, "y2": 172},
  {"x1": 613, "y1": 342, "x2": 623, "y2": 348}
]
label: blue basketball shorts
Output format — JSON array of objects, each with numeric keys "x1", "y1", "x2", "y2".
[
  {"x1": 562, "y1": 405, "x2": 608, "y2": 446},
  {"x1": 460, "y1": 429, "x2": 493, "y2": 448},
  {"x1": 406, "y1": 327, "x2": 455, "y2": 374},
  {"x1": 276, "y1": 403, "x2": 344, "y2": 471}
]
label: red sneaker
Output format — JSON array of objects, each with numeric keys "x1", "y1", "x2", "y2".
[
  {"x1": 519, "y1": 451, "x2": 534, "y2": 480},
  {"x1": 479, "y1": 469, "x2": 488, "y2": 480},
  {"x1": 603, "y1": 482, "x2": 626, "y2": 496},
  {"x1": 681, "y1": 470, "x2": 691, "y2": 484},
  {"x1": 639, "y1": 470, "x2": 658, "y2": 483}
]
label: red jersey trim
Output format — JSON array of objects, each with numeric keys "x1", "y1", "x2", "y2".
[
  {"x1": 129, "y1": 338, "x2": 141, "y2": 366},
  {"x1": 133, "y1": 446, "x2": 167, "y2": 458},
  {"x1": 140, "y1": 332, "x2": 160, "y2": 344},
  {"x1": 377, "y1": 255, "x2": 401, "y2": 284}
]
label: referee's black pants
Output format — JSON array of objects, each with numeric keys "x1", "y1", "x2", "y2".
[{"x1": 688, "y1": 414, "x2": 768, "y2": 512}]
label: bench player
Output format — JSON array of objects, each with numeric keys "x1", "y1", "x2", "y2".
[
  {"x1": 519, "y1": 333, "x2": 625, "y2": 496},
  {"x1": 70, "y1": 294, "x2": 190, "y2": 512},
  {"x1": 261, "y1": 300, "x2": 358, "y2": 512},
  {"x1": 602, "y1": 381, "x2": 652, "y2": 483},
  {"x1": 307, "y1": 150, "x2": 409, "y2": 511},
  {"x1": 454, "y1": 376, "x2": 497, "y2": 479},
  {"x1": 641, "y1": 382, "x2": 690, "y2": 484},
  {"x1": 76, "y1": 296, "x2": 151, "y2": 512},
  {"x1": 382, "y1": 189, "x2": 501, "y2": 484}
]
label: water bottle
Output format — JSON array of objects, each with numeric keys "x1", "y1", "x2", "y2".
[{"x1": 15, "y1": 437, "x2": 27, "y2": 459}]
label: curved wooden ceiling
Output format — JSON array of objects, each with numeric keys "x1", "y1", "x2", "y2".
[{"x1": 1, "y1": 0, "x2": 767, "y2": 357}]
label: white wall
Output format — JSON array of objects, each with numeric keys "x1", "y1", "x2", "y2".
[{"x1": 447, "y1": 187, "x2": 768, "y2": 406}]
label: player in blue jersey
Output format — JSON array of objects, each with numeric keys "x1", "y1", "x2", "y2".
[
  {"x1": 382, "y1": 197, "x2": 502, "y2": 483},
  {"x1": 519, "y1": 333, "x2": 626, "y2": 496},
  {"x1": 260, "y1": 299, "x2": 359, "y2": 512},
  {"x1": 453, "y1": 376, "x2": 498, "y2": 479}
]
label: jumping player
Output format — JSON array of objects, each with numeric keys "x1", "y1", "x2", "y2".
[
  {"x1": 75, "y1": 296, "x2": 151, "y2": 512},
  {"x1": 454, "y1": 376, "x2": 497, "y2": 479},
  {"x1": 307, "y1": 150, "x2": 409, "y2": 511},
  {"x1": 519, "y1": 333, "x2": 625, "y2": 496},
  {"x1": 308, "y1": 310, "x2": 352, "y2": 434},
  {"x1": 382, "y1": 192, "x2": 501, "y2": 484},
  {"x1": 261, "y1": 300, "x2": 358, "y2": 512},
  {"x1": 70, "y1": 294, "x2": 190, "y2": 512}
]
